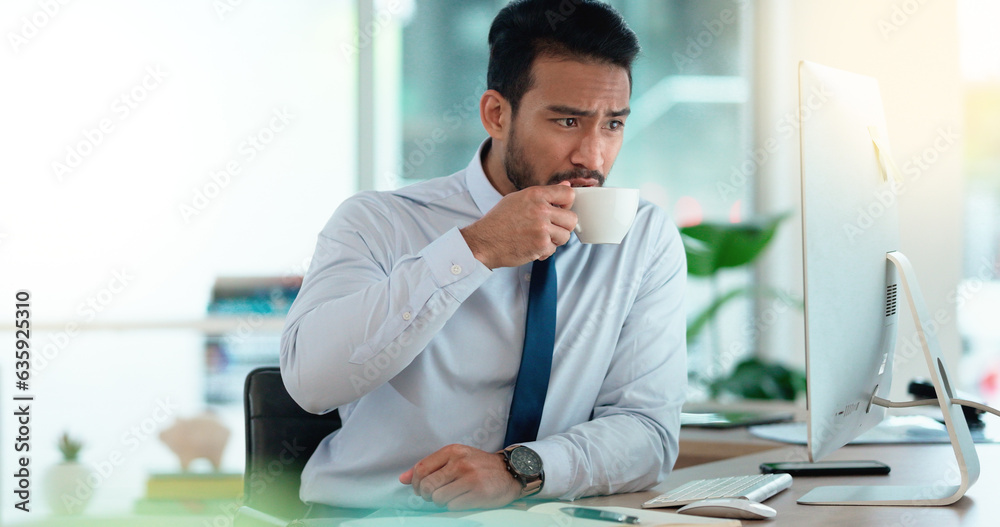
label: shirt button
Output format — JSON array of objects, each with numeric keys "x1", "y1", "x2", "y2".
[
  {"x1": 402, "y1": 312, "x2": 412, "y2": 321},
  {"x1": 451, "y1": 264, "x2": 462, "y2": 275},
  {"x1": 524, "y1": 273, "x2": 531, "y2": 281}
]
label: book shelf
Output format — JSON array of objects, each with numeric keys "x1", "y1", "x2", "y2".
[{"x1": 204, "y1": 276, "x2": 301, "y2": 404}]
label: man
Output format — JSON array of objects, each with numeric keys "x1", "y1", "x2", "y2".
[{"x1": 280, "y1": 0, "x2": 686, "y2": 515}]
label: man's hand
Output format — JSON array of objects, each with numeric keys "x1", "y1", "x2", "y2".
[
  {"x1": 398, "y1": 444, "x2": 523, "y2": 511},
  {"x1": 460, "y1": 182, "x2": 576, "y2": 269}
]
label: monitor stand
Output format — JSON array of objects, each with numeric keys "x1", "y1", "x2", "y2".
[{"x1": 798, "y1": 251, "x2": 981, "y2": 506}]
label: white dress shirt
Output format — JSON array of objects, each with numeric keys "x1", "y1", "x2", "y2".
[{"x1": 280, "y1": 139, "x2": 687, "y2": 510}]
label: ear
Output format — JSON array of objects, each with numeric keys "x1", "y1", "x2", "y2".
[{"x1": 480, "y1": 89, "x2": 510, "y2": 141}]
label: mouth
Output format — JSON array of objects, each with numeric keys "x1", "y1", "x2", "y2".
[{"x1": 567, "y1": 178, "x2": 600, "y2": 187}]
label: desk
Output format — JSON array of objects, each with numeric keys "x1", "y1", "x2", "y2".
[
  {"x1": 287, "y1": 443, "x2": 999, "y2": 526},
  {"x1": 676, "y1": 401, "x2": 805, "y2": 468},
  {"x1": 677, "y1": 426, "x2": 790, "y2": 469},
  {"x1": 573, "y1": 443, "x2": 1000, "y2": 526},
  {"x1": 21, "y1": 436, "x2": 992, "y2": 525}
]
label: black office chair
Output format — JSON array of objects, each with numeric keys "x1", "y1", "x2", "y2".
[{"x1": 234, "y1": 367, "x2": 342, "y2": 527}]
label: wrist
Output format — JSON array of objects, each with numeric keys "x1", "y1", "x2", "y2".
[
  {"x1": 499, "y1": 453, "x2": 525, "y2": 497},
  {"x1": 460, "y1": 225, "x2": 496, "y2": 269},
  {"x1": 498, "y1": 445, "x2": 544, "y2": 499}
]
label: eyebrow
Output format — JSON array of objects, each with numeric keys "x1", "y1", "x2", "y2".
[{"x1": 545, "y1": 104, "x2": 631, "y2": 118}]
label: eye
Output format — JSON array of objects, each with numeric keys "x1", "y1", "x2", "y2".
[
  {"x1": 607, "y1": 120, "x2": 625, "y2": 131},
  {"x1": 555, "y1": 118, "x2": 577, "y2": 127}
]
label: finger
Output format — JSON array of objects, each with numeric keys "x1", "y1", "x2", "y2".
[
  {"x1": 431, "y1": 480, "x2": 470, "y2": 508},
  {"x1": 399, "y1": 468, "x2": 414, "y2": 485},
  {"x1": 549, "y1": 208, "x2": 578, "y2": 232},
  {"x1": 410, "y1": 452, "x2": 450, "y2": 495},
  {"x1": 539, "y1": 183, "x2": 575, "y2": 207},
  {"x1": 419, "y1": 468, "x2": 457, "y2": 502},
  {"x1": 547, "y1": 223, "x2": 572, "y2": 247},
  {"x1": 444, "y1": 490, "x2": 487, "y2": 512},
  {"x1": 536, "y1": 236, "x2": 559, "y2": 260}
]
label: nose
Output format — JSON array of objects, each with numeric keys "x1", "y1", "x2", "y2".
[{"x1": 570, "y1": 130, "x2": 604, "y2": 171}]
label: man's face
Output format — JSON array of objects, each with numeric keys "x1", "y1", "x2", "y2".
[{"x1": 503, "y1": 56, "x2": 631, "y2": 191}]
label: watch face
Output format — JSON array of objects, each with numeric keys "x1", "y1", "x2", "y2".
[{"x1": 510, "y1": 447, "x2": 542, "y2": 477}]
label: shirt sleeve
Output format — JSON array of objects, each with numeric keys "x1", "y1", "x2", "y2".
[
  {"x1": 280, "y1": 191, "x2": 492, "y2": 414},
  {"x1": 524, "y1": 207, "x2": 688, "y2": 500}
]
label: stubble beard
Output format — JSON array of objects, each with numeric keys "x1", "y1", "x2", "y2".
[{"x1": 503, "y1": 123, "x2": 606, "y2": 191}]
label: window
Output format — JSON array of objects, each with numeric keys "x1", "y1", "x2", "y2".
[
  {"x1": 387, "y1": 0, "x2": 755, "y2": 394},
  {"x1": 0, "y1": 1, "x2": 352, "y2": 517},
  {"x1": 958, "y1": 0, "x2": 1000, "y2": 405}
]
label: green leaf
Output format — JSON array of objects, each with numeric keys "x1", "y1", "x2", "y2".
[
  {"x1": 58, "y1": 432, "x2": 83, "y2": 462},
  {"x1": 687, "y1": 287, "x2": 803, "y2": 342},
  {"x1": 681, "y1": 213, "x2": 789, "y2": 277},
  {"x1": 686, "y1": 287, "x2": 754, "y2": 341},
  {"x1": 709, "y1": 357, "x2": 806, "y2": 401}
]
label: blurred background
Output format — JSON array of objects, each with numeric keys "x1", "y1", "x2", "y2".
[{"x1": 1, "y1": 0, "x2": 998, "y2": 522}]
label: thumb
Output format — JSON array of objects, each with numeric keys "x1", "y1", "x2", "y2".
[{"x1": 399, "y1": 467, "x2": 414, "y2": 485}]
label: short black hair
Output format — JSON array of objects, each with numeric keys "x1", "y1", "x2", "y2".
[{"x1": 487, "y1": 0, "x2": 640, "y2": 115}]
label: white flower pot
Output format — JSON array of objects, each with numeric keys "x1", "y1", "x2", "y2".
[{"x1": 44, "y1": 462, "x2": 93, "y2": 515}]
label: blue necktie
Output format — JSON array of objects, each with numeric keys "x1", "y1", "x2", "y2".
[{"x1": 504, "y1": 252, "x2": 558, "y2": 446}]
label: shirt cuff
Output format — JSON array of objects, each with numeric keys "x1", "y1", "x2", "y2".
[
  {"x1": 418, "y1": 227, "x2": 491, "y2": 300},
  {"x1": 521, "y1": 438, "x2": 574, "y2": 500}
]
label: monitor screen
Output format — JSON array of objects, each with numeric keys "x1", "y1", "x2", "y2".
[
  {"x1": 796, "y1": 60, "x2": 981, "y2": 506},
  {"x1": 798, "y1": 60, "x2": 900, "y2": 462}
]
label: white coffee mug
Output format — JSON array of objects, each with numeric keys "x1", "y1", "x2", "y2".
[{"x1": 570, "y1": 187, "x2": 640, "y2": 244}]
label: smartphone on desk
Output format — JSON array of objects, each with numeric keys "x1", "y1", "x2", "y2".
[{"x1": 760, "y1": 460, "x2": 890, "y2": 476}]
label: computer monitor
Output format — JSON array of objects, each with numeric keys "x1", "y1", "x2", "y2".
[{"x1": 796, "y1": 61, "x2": 980, "y2": 505}]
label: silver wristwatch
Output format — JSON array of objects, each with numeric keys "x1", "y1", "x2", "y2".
[{"x1": 499, "y1": 445, "x2": 544, "y2": 498}]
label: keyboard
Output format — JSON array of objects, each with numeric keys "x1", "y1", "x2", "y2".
[{"x1": 642, "y1": 473, "x2": 793, "y2": 508}]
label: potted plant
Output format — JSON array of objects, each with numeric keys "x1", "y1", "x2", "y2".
[
  {"x1": 682, "y1": 213, "x2": 805, "y2": 401},
  {"x1": 44, "y1": 432, "x2": 92, "y2": 515}
]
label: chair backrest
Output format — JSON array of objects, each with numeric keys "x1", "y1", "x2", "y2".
[{"x1": 243, "y1": 366, "x2": 341, "y2": 520}]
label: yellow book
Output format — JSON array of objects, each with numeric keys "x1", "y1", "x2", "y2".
[{"x1": 146, "y1": 472, "x2": 243, "y2": 500}]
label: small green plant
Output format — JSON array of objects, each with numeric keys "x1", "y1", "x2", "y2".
[
  {"x1": 682, "y1": 213, "x2": 806, "y2": 401},
  {"x1": 709, "y1": 357, "x2": 806, "y2": 401},
  {"x1": 58, "y1": 432, "x2": 83, "y2": 463}
]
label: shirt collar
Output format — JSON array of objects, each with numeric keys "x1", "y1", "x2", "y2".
[{"x1": 466, "y1": 138, "x2": 503, "y2": 216}]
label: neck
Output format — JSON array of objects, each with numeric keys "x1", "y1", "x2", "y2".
[{"x1": 482, "y1": 138, "x2": 516, "y2": 196}]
